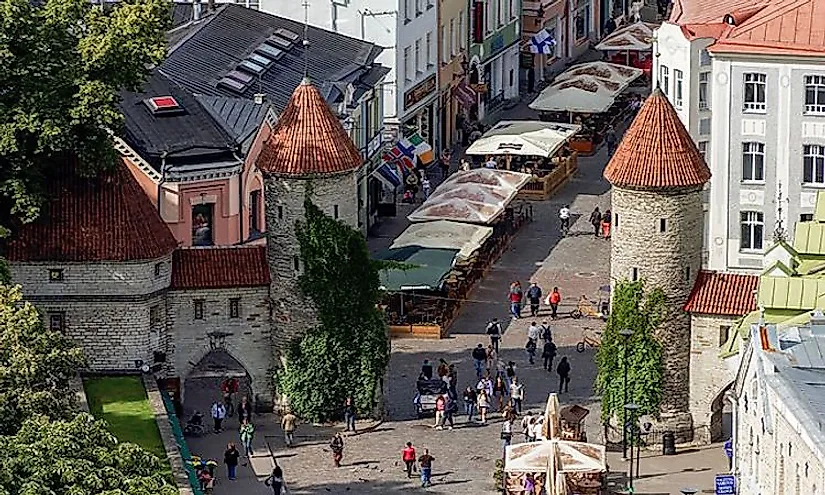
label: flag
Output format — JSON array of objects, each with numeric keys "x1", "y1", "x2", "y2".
[
  {"x1": 405, "y1": 133, "x2": 435, "y2": 165},
  {"x1": 529, "y1": 29, "x2": 556, "y2": 55},
  {"x1": 375, "y1": 162, "x2": 402, "y2": 188},
  {"x1": 393, "y1": 139, "x2": 418, "y2": 170},
  {"x1": 383, "y1": 145, "x2": 415, "y2": 171}
]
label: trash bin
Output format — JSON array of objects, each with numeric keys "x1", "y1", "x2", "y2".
[{"x1": 662, "y1": 431, "x2": 676, "y2": 455}]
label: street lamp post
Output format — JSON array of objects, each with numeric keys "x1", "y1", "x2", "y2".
[
  {"x1": 624, "y1": 403, "x2": 641, "y2": 490},
  {"x1": 619, "y1": 328, "x2": 634, "y2": 459}
]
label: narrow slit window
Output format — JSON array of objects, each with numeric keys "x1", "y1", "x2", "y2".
[
  {"x1": 659, "y1": 218, "x2": 667, "y2": 232},
  {"x1": 631, "y1": 268, "x2": 639, "y2": 281}
]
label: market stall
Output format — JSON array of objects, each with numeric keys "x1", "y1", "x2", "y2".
[
  {"x1": 504, "y1": 441, "x2": 607, "y2": 494},
  {"x1": 595, "y1": 22, "x2": 657, "y2": 77}
]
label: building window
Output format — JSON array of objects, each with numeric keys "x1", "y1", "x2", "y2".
[
  {"x1": 719, "y1": 325, "x2": 731, "y2": 346},
  {"x1": 496, "y1": 0, "x2": 503, "y2": 27},
  {"x1": 425, "y1": 32, "x2": 433, "y2": 68},
  {"x1": 48, "y1": 268, "x2": 64, "y2": 282},
  {"x1": 414, "y1": 39, "x2": 422, "y2": 74},
  {"x1": 459, "y1": 10, "x2": 466, "y2": 49},
  {"x1": 743, "y1": 73, "x2": 767, "y2": 112},
  {"x1": 614, "y1": 213, "x2": 619, "y2": 227},
  {"x1": 805, "y1": 75, "x2": 825, "y2": 114},
  {"x1": 698, "y1": 141, "x2": 708, "y2": 161},
  {"x1": 700, "y1": 49, "x2": 711, "y2": 66},
  {"x1": 150, "y1": 304, "x2": 162, "y2": 329},
  {"x1": 509, "y1": 69, "x2": 514, "y2": 87},
  {"x1": 229, "y1": 298, "x2": 240, "y2": 318},
  {"x1": 699, "y1": 118, "x2": 711, "y2": 135},
  {"x1": 404, "y1": 46, "x2": 412, "y2": 83},
  {"x1": 574, "y1": 4, "x2": 590, "y2": 41},
  {"x1": 485, "y1": 0, "x2": 493, "y2": 34},
  {"x1": 333, "y1": 205, "x2": 339, "y2": 219},
  {"x1": 403, "y1": 0, "x2": 411, "y2": 21},
  {"x1": 801, "y1": 213, "x2": 814, "y2": 222},
  {"x1": 293, "y1": 256, "x2": 300, "y2": 272},
  {"x1": 277, "y1": 204, "x2": 284, "y2": 220},
  {"x1": 659, "y1": 218, "x2": 667, "y2": 232},
  {"x1": 249, "y1": 189, "x2": 261, "y2": 233},
  {"x1": 804, "y1": 144, "x2": 825, "y2": 184},
  {"x1": 509, "y1": 0, "x2": 517, "y2": 18},
  {"x1": 48, "y1": 312, "x2": 65, "y2": 332},
  {"x1": 449, "y1": 18, "x2": 456, "y2": 58},
  {"x1": 192, "y1": 203, "x2": 214, "y2": 246},
  {"x1": 194, "y1": 300, "x2": 204, "y2": 320},
  {"x1": 673, "y1": 69, "x2": 683, "y2": 107},
  {"x1": 415, "y1": 0, "x2": 423, "y2": 15},
  {"x1": 631, "y1": 267, "x2": 639, "y2": 281},
  {"x1": 154, "y1": 262, "x2": 163, "y2": 277},
  {"x1": 659, "y1": 65, "x2": 669, "y2": 95},
  {"x1": 699, "y1": 72, "x2": 710, "y2": 110},
  {"x1": 440, "y1": 24, "x2": 447, "y2": 64},
  {"x1": 684, "y1": 266, "x2": 691, "y2": 282},
  {"x1": 740, "y1": 211, "x2": 764, "y2": 251},
  {"x1": 742, "y1": 142, "x2": 765, "y2": 182}
]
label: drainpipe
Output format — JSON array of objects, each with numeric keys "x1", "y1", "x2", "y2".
[
  {"x1": 157, "y1": 152, "x2": 168, "y2": 217},
  {"x1": 235, "y1": 151, "x2": 245, "y2": 245},
  {"x1": 726, "y1": 389, "x2": 738, "y2": 475}
]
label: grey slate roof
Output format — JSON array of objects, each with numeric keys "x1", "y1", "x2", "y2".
[
  {"x1": 196, "y1": 96, "x2": 268, "y2": 150},
  {"x1": 161, "y1": 4, "x2": 385, "y2": 113}
]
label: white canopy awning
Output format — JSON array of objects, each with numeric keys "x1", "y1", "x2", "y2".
[
  {"x1": 529, "y1": 62, "x2": 643, "y2": 113},
  {"x1": 555, "y1": 61, "x2": 643, "y2": 87},
  {"x1": 504, "y1": 440, "x2": 606, "y2": 473},
  {"x1": 389, "y1": 220, "x2": 494, "y2": 260},
  {"x1": 595, "y1": 21, "x2": 658, "y2": 51},
  {"x1": 465, "y1": 121, "x2": 581, "y2": 157}
]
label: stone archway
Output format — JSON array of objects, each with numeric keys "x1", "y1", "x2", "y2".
[
  {"x1": 709, "y1": 382, "x2": 734, "y2": 443},
  {"x1": 183, "y1": 349, "x2": 252, "y2": 418}
]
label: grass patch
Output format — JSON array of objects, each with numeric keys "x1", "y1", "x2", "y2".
[{"x1": 84, "y1": 376, "x2": 167, "y2": 460}]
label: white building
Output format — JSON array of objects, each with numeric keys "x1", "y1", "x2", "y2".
[{"x1": 396, "y1": 0, "x2": 439, "y2": 145}]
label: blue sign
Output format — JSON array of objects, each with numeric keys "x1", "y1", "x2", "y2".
[
  {"x1": 724, "y1": 438, "x2": 733, "y2": 458},
  {"x1": 715, "y1": 474, "x2": 736, "y2": 495}
]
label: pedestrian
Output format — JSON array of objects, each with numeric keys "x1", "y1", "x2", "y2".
[
  {"x1": 524, "y1": 472, "x2": 537, "y2": 494},
  {"x1": 542, "y1": 338, "x2": 558, "y2": 372},
  {"x1": 558, "y1": 204, "x2": 571, "y2": 235},
  {"x1": 540, "y1": 320, "x2": 552, "y2": 342},
  {"x1": 520, "y1": 411, "x2": 533, "y2": 441},
  {"x1": 439, "y1": 149, "x2": 451, "y2": 179},
  {"x1": 472, "y1": 344, "x2": 487, "y2": 379},
  {"x1": 504, "y1": 361, "x2": 517, "y2": 389},
  {"x1": 421, "y1": 176, "x2": 432, "y2": 199},
  {"x1": 330, "y1": 432, "x2": 345, "y2": 467},
  {"x1": 532, "y1": 414, "x2": 545, "y2": 441},
  {"x1": 460, "y1": 158, "x2": 471, "y2": 171},
  {"x1": 527, "y1": 282, "x2": 542, "y2": 317},
  {"x1": 211, "y1": 400, "x2": 227, "y2": 433},
  {"x1": 418, "y1": 449, "x2": 435, "y2": 488},
  {"x1": 437, "y1": 358, "x2": 449, "y2": 378},
  {"x1": 434, "y1": 394, "x2": 446, "y2": 429},
  {"x1": 447, "y1": 364, "x2": 458, "y2": 398},
  {"x1": 525, "y1": 338, "x2": 537, "y2": 365},
  {"x1": 602, "y1": 209, "x2": 612, "y2": 239},
  {"x1": 605, "y1": 125, "x2": 617, "y2": 157},
  {"x1": 486, "y1": 344, "x2": 497, "y2": 373},
  {"x1": 402, "y1": 442, "x2": 417, "y2": 478},
  {"x1": 343, "y1": 397, "x2": 357, "y2": 432},
  {"x1": 486, "y1": 318, "x2": 502, "y2": 353},
  {"x1": 223, "y1": 442, "x2": 240, "y2": 481},
  {"x1": 526, "y1": 416, "x2": 537, "y2": 442},
  {"x1": 501, "y1": 417, "x2": 513, "y2": 450},
  {"x1": 463, "y1": 386, "x2": 477, "y2": 421},
  {"x1": 493, "y1": 375, "x2": 507, "y2": 412},
  {"x1": 484, "y1": 155, "x2": 497, "y2": 168},
  {"x1": 239, "y1": 419, "x2": 255, "y2": 457},
  {"x1": 557, "y1": 356, "x2": 571, "y2": 393},
  {"x1": 477, "y1": 389, "x2": 491, "y2": 423},
  {"x1": 443, "y1": 393, "x2": 456, "y2": 429},
  {"x1": 264, "y1": 461, "x2": 284, "y2": 494},
  {"x1": 509, "y1": 377, "x2": 524, "y2": 413},
  {"x1": 527, "y1": 321, "x2": 541, "y2": 345},
  {"x1": 547, "y1": 287, "x2": 562, "y2": 320},
  {"x1": 281, "y1": 410, "x2": 297, "y2": 447},
  {"x1": 477, "y1": 372, "x2": 494, "y2": 397},
  {"x1": 508, "y1": 281, "x2": 523, "y2": 318},
  {"x1": 589, "y1": 207, "x2": 602, "y2": 238},
  {"x1": 237, "y1": 396, "x2": 253, "y2": 424},
  {"x1": 421, "y1": 359, "x2": 433, "y2": 379}
]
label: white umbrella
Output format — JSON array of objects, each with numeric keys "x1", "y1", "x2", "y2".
[
  {"x1": 528, "y1": 76, "x2": 619, "y2": 113},
  {"x1": 595, "y1": 21, "x2": 658, "y2": 52},
  {"x1": 555, "y1": 61, "x2": 643, "y2": 86},
  {"x1": 465, "y1": 121, "x2": 581, "y2": 158}
]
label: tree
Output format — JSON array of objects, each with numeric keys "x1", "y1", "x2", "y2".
[
  {"x1": 0, "y1": 0, "x2": 170, "y2": 236},
  {"x1": 0, "y1": 284, "x2": 86, "y2": 434},
  {"x1": 0, "y1": 413, "x2": 177, "y2": 495},
  {"x1": 275, "y1": 198, "x2": 390, "y2": 421},
  {"x1": 594, "y1": 279, "x2": 665, "y2": 423}
]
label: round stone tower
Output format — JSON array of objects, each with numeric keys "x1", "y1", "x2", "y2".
[
  {"x1": 604, "y1": 88, "x2": 711, "y2": 441},
  {"x1": 256, "y1": 78, "x2": 362, "y2": 353}
]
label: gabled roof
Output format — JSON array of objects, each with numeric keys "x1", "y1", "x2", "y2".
[
  {"x1": 256, "y1": 79, "x2": 363, "y2": 177},
  {"x1": 684, "y1": 270, "x2": 759, "y2": 316},
  {"x1": 5, "y1": 158, "x2": 179, "y2": 262},
  {"x1": 669, "y1": 0, "x2": 768, "y2": 25},
  {"x1": 604, "y1": 88, "x2": 711, "y2": 190},
  {"x1": 171, "y1": 246, "x2": 270, "y2": 289},
  {"x1": 197, "y1": 95, "x2": 270, "y2": 151}
]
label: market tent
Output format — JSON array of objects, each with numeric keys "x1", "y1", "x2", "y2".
[
  {"x1": 595, "y1": 21, "x2": 658, "y2": 51},
  {"x1": 555, "y1": 61, "x2": 643, "y2": 87},
  {"x1": 465, "y1": 121, "x2": 581, "y2": 157},
  {"x1": 504, "y1": 440, "x2": 606, "y2": 473},
  {"x1": 529, "y1": 63, "x2": 643, "y2": 113},
  {"x1": 390, "y1": 220, "x2": 494, "y2": 260},
  {"x1": 408, "y1": 169, "x2": 532, "y2": 225},
  {"x1": 376, "y1": 246, "x2": 459, "y2": 291}
]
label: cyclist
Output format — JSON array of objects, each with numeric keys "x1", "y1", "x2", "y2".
[
  {"x1": 558, "y1": 205, "x2": 571, "y2": 236},
  {"x1": 220, "y1": 377, "x2": 239, "y2": 417}
]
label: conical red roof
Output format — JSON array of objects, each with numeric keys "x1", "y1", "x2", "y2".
[
  {"x1": 604, "y1": 88, "x2": 710, "y2": 189},
  {"x1": 256, "y1": 79, "x2": 363, "y2": 177}
]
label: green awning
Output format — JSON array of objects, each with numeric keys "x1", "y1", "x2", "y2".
[{"x1": 376, "y1": 246, "x2": 459, "y2": 292}]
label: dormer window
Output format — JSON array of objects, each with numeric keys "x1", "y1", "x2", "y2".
[{"x1": 144, "y1": 96, "x2": 184, "y2": 115}]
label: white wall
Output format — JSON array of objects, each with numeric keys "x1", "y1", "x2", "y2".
[{"x1": 396, "y1": 0, "x2": 438, "y2": 121}]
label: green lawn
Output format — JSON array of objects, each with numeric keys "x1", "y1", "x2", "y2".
[{"x1": 83, "y1": 376, "x2": 167, "y2": 460}]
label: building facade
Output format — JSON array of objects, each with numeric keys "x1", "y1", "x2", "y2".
[
  {"x1": 520, "y1": 0, "x2": 569, "y2": 92},
  {"x1": 437, "y1": 0, "x2": 471, "y2": 148}
]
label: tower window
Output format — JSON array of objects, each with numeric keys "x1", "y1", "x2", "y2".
[
  {"x1": 631, "y1": 268, "x2": 639, "y2": 281},
  {"x1": 719, "y1": 325, "x2": 731, "y2": 346},
  {"x1": 48, "y1": 268, "x2": 64, "y2": 282},
  {"x1": 684, "y1": 266, "x2": 690, "y2": 282},
  {"x1": 278, "y1": 205, "x2": 284, "y2": 220},
  {"x1": 154, "y1": 262, "x2": 163, "y2": 277},
  {"x1": 48, "y1": 312, "x2": 65, "y2": 332},
  {"x1": 194, "y1": 300, "x2": 204, "y2": 320},
  {"x1": 614, "y1": 213, "x2": 619, "y2": 227},
  {"x1": 229, "y1": 298, "x2": 240, "y2": 318},
  {"x1": 293, "y1": 256, "x2": 300, "y2": 272},
  {"x1": 659, "y1": 218, "x2": 667, "y2": 232},
  {"x1": 333, "y1": 205, "x2": 339, "y2": 219}
]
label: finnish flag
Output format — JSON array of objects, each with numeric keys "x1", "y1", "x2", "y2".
[{"x1": 529, "y1": 29, "x2": 556, "y2": 55}]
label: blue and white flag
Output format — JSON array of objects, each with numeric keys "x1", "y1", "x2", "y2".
[
  {"x1": 375, "y1": 162, "x2": 402, "y2": 188},
  {"x1": 529, "y1": 29, "x2": 556, "y2": 55}
]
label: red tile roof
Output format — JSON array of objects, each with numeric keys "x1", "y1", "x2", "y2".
[
  {"x1": 684, "y1": 270, "x2": 759, "y2": 316},
  {"x1": 669, "y1": 0, "x2": 768, "y2": 26},
  {"x1": 6, "y1": 158, "x2": 178, "y2": 262},
  {"x1": 604, "y1": 89, "x2": 711, "y2": 190},
  {"x1": 171, "y1": 246, "x2": 270, "y2": 289},
  {"x1": 256, "y1": 78, "x2": 363, "y2": 177}
]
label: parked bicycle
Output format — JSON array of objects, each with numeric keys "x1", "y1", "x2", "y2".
[
  {"x1": 183, "y1": 411, "x2": 206, "y2": 437},
  {"x1": 576, "y1": 327, "x2": 603, "y2": 353}
]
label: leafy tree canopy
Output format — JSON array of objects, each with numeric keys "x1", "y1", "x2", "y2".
[
  {"x1": 276, "y1": 198, "x2": 390, "y2": 421},
  {"x1": 0, "y1": 0, "x2": 170, "y2": 235},
  {"x1": 595, "y1": 279, "x2": 665, "y2": 422},
  {"x1": 0, "y1": 413, "x2": 177, "y2": 495},
  {"x1": 0, "y1": 284, "x2": 86, "y2": 435}
]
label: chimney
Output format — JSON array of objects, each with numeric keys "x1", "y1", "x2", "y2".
[
  {"x1": 193, "y1": 0, "x2": 202, "y2": 21},
  {"x1": 811, "y1": 309, "x2": 825, "y2": 337},
  {"x1": 207, "y1": 0, "x2": 215, "y2": 11},
  {"x1": 253, "y1": 93, "x2": 266, "y2": 105}
]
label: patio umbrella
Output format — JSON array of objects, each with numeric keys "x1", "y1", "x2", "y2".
[
  {"x1": 465, "y1": 121, "x2": 581, "y2": 158},
  {"x1": 595, "y1": 21, "x2": 658, "y2": 52}
]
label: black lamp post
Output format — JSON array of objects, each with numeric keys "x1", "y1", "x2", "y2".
[
  {"x1": 619, "y1": 328, "x2": 634, "y2": 458},
  {"x1": 624, "y1": 403, "x2": 641, "y2": 490}
]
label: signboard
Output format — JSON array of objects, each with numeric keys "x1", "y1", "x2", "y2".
[
  {"x1": 404, "y1": 74, "x2": 437, "y2": 111},
  {"x1": 470, "y1": 83, "x2": 488, "y2": 94},
  {"x1": 715, "y1": 474, "x2": 736, "y2": 495}
]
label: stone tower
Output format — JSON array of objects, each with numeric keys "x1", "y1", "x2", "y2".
[
  {"x1": 256, "y1": 78, "x2": 363, "y2": 353},
  {"x1": 604, "y1": 88, "x2": 711, "y2": 441}
]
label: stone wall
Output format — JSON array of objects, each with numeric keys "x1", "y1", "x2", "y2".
[
  {"x1": 689, "y1": 313, "x2": 740, "y2": 444},
  {"x1": 611, "y1": 186, "x2": 703, "y2": 431},
  {"x1": 264, "y1": 172, "x2": 358, "y2": 354},
  {"x1": 166, "y1": 286, "x2": 272, "y2": 402}
]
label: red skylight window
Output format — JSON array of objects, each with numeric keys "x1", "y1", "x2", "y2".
[{"x1": 144, "y1": 96, "x2": 183, "y2": 114}]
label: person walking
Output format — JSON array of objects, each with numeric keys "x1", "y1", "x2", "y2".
[
  {"x1": 264, "y1": 462, "x2": 284, "y2": 494},
  {"x1": 526, "y1": 416, "x2": 537, "y2": 442},
  {"x1": 462, "y1": 386, "x2": 477, "y2": 421},
  {"x1": 509, "y1": 377, "x2": 524, "y2": 413},
  {"x1": 532, "y1": 414, "x2": 545, "y2": 441},
  {"x1": 558, "y1": 205, "x2": 571, "y2": 236},
  {"x1": 508, "y1": 281, "x2": 523, "y2": 318},
  {"x1": 237, "y1": 396, "x2": 253, "y2": 424},
  {"x1": 343, "y1": 397, "x2": 357, "y2": 433},
  {"x1": 542, "y1": 339, "x2": 558, "y2": 372},
  {"x1": 223, "y1": 442, "x2": 240, "y2": 481},
  {"x1": 524, "y1": 472, "x2": 538, "y2": 494},
  {"x1": 547, "y1": 287, "x2": 562, "y2": 320},
  {"x1": 211, "y1": 400, "x2": 227, "y2": 433},
  {"x1": 589, "y1": 207, "x2": 602, "y2": 238},
  {"x1": 330, "y1": 432, "x2": 345, "y2": 467},
  {"x1": 447, "y1": 364, "x2": 458, "y2": 398},
  {"x1": 439, "y1": 149, "x2": 452, "y2": 179},
  {"x1": 527, "y1": 321, "x2": 541, "y2": 346},
  {"x1": 540, "y1": 320, "x2": 552, "y2": 343},
  {"x1": 485, "y1": 344, "x2": 497, "y2": 374},
  {"x1": 472, "y1": 344, "x2": 487, "y2": 379},
  {"x1": 557, "y1": 357, "x2": 571, "y2": 393},
  {"x1": 504, "y1": 361, "x2": 517, "y2": 389},
  {"x1": 434, "y1": 394, "x2": 446, "y2": 430},
  {"x1": 402, "y1": 442, "x2": 417, "y2": 478},
  {"x1": 281, "y1": 410, "x2": 297, "y2": 447},
  {"x1": 477, "y1": 389, "x2": 491, "y2": 423},
  {"x1": 601, "y1": 209, "x2": 612, "y2": 239},
  {"x1": 443, "y1": 394, "x2": 456, "y2": 429},
  {"x1": 486, "y1": 318, "x2": 502, "y2": 353},
  {"x1": 477, "y1": 373, "x2": 494, "y2": 398},
  {"x1": 520, "y1": 412, "x2": 533, "y2": 441},
  {"x1": 605, "y1": 125, "x2": 618, "y2": 157},
  {"x1": 418, "y1": 449, "x2": 435, "y2": 488},
  {"x1": 493, "y1": 375, "x2": 507, "y2": 412},
  {"x1": 525, "y1": 338, "x2": 537, "y2": 365},
  {"x1": 421, "y1": 177, "x2": 432, "y2": 199},
  {"x1": 527, "y1": 282, "x2": 542, "y2": 317},
  {"x1": 501, "y1": 417, "x2": 513, "y2": 450},
  {"x1": 239, "y1": 419, "x2": 255, "y2": 457}
]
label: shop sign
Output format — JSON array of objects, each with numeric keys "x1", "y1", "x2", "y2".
[
  {"x1": 520, "y1": 51, "x2": 534, "y2": 68},
  {"x1": 491, "y1": 33, "x2": 504, "y2": 54},
  {"x1": 470, "y1": 83, "x2": 488, "y2": 94},
  {"x1": 365, "y1": 129, "x2": 384, "y2": 159},
  {"x1": 714, "y1": 474, "x2": 735, "y2": 495},
  {"x1": 453, "y1": 81, "x2": 477, "y2": 108},
  {"x1": 404, "y1": 74, "x2": 437, "y2": 111}
]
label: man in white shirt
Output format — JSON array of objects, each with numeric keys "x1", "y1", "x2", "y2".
[
  {"x1": 527, "y1": 322, "x2": 541, "y2": 343},
  {"x1": 484, "y1": 157, "x2": 498, "y2": 169},
  {"x1": 559, "y1": 205, "x2": 571, "y2": 234}
]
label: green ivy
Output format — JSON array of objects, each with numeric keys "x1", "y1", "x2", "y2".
[
  {"x1": 275, "y1": 196, "x2": 390, "y2": 422},
  {"x1": 594, "y1": 279, "x2": 665, "y2": 424}
]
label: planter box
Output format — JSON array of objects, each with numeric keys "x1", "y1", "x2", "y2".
[
  {"x1": 390, "y1": 324, "x2": 444, "y2": 339},
  {"x1": 517, "y1": 155, "x2": 578, "y2": 201},
  {"x1": 569, "y1": 139, "x2": 594, "y2": 155}
]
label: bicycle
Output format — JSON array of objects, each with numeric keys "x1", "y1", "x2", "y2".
[
  {"x1": 569, "y1": 295, "x2": 608, "y2": 320},
  {"x1": 576, "y1": 327, "x2": 603, "y2": 353}
]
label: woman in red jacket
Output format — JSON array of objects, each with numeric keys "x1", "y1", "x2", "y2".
[{"x1": 401, "y1": 442, "x2": 417, "y2": 478}]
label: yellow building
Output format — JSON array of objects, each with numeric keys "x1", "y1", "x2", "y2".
[{"x1": 437, "y1": 0, "x2": 473, "y2": 150}]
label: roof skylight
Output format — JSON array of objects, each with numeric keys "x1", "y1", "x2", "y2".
[
  {"x1": 143, "y1": 96, "x2": 184, "y2": 115},
  {"x1": 218, "y1": 77, "x2": 248, "y2": 93}
]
